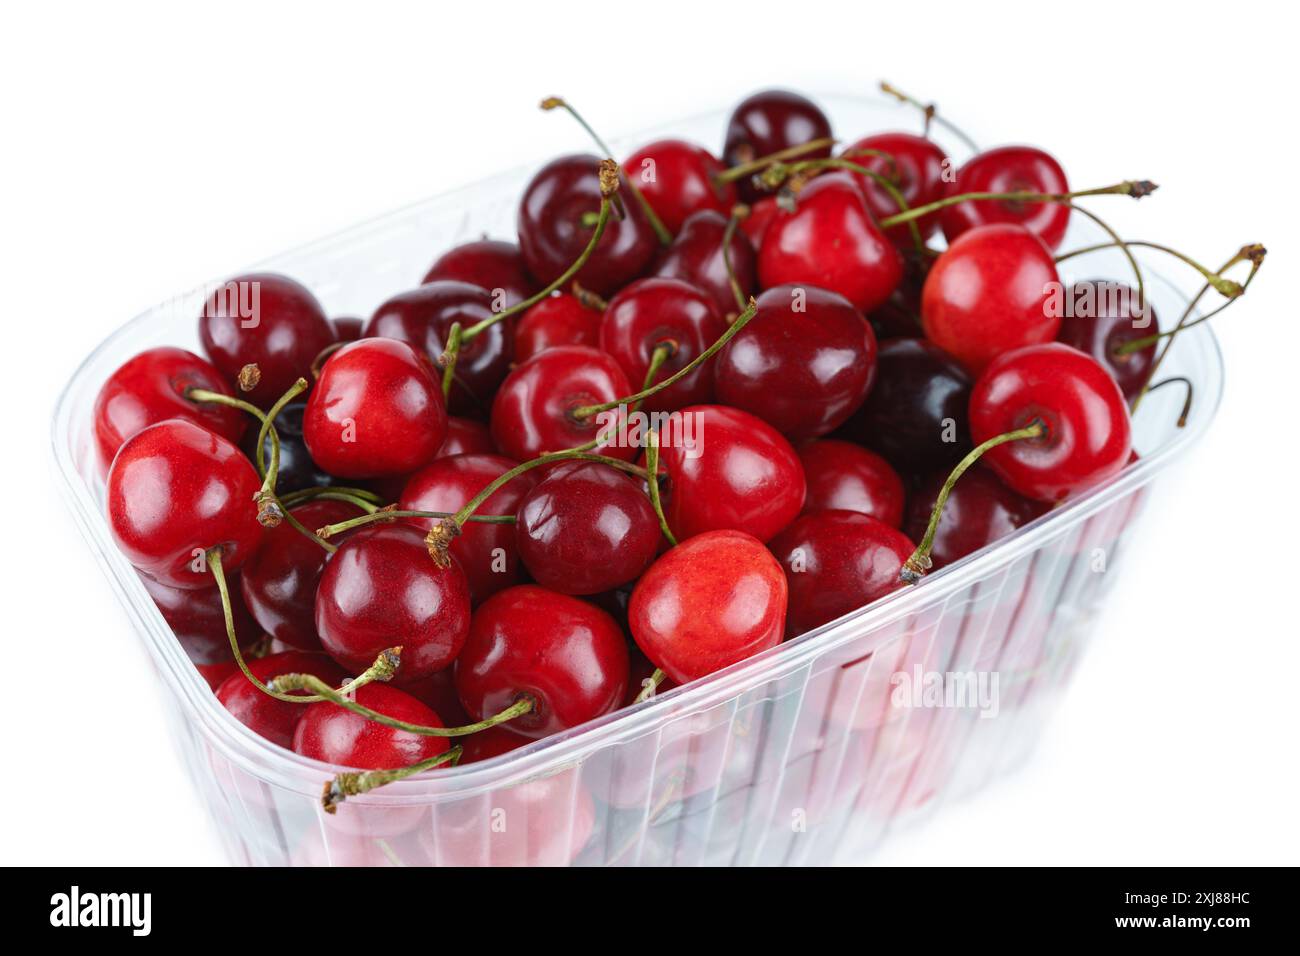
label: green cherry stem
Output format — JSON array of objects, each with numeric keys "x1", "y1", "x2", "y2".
[
  {"x1": 317, "y1": 508, "x2": 516, "y2": 540},
  {"x1": 633, "y1": 668, "x2": 668, "y2": 704},
  {"x1": 771, "y1": 156, "x2": 925, "y2": 256},
  {"x1": 1144, "y1": 377, "x2": 1194, "y2": 428},
  {"x1": 440, "y1": 321, "x2": 463, "y2": 401},
  {"x1": 644, "y1": 427, "x2": 677, "y2": 548},
  {"x1": 721, "y1": 205, "x2": 749, "y2": 312},
  {"x1": 322, "y1": 746, "x2": 463, "y2": 814},
  {"x1": 1057, "y1": 239, "x2": 1243, "y2": 298},
  {"x1": 879, "y1": 81, "x2": 979, "y2": 152},
  {"x1": 279, "y1": 485, "x2": 386, "y2": 511},
  {"x1": 713, "y1": 136, "x2": 839, "y2": 185},
  {"x1": 1064, "y1": 203, "x2": 1147, "y2": 319},
  {"x1": 633, "y1": 342, "x2": 675, "y2": 412},
  {"x1": 877, "y1": 179, "x2": 1158, "y2": 231}
]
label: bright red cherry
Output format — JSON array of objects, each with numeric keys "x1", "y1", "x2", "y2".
[
  {"x1": 421, "y1": 239, "x2": 538, "y2": 311},
  {"x1": 741, "y1": 196, "x2": 779, "y2": 247},
  {"x1": 629, "y1": 529, "x2": 787, "y2": 684},
  {"x1": 653, "y1": 209, "x2": 757, "y2": 317},
  {"x1": 1055, "y1": 280, "x2": 1158, "y2": 400},
  {"x1": 921, "y1": 223, "x2": 1061, "y2": 374},
  {"x1": 798, "y1": 440, "x2": 905, "y2": 528},
  {"x1": 293, "y1": 683, "x2": 448, "y2": 767},
  {"x1": 904, "y1": 465, "x2": 1047, "y2": 571},
  {"x1": 623, "y1": 139, "x2": 735, "y2": 234},
  {"x1": 216, "y1": 651, "x2": 346, "y2": 748},
  {"x1": 769, "y1": 510, "x2": 914, "y2": 637},
  {"x1": 436, "y1": 415, "x2": 496, "y2": 459},
  {"x1": 941, "y1": 145, "x2": 1071, "y2": 251},
  {"x1": 94, "y1": 347, "x2": 245, "y2": 476},
  {"x1": 198, "y1": 273, "x2": 335, "y2": 407},
  {"x1": 315, "y1": 524, "x2": 471, "y2": 680},
  {"x1": 107, "y1": 419, "x2": 263, "y2": 588},
  {"x1": 757, "y1": 172, "x2": 904, "y2": 314},
  {"x1": 723, "y1": 89, "x2": 832, "y2": 202},
  {"x1": 715, "y1": 283, "x2": 877, "y2": 440},
  {"x1": 141, "y1": 571, "x2": 257, "y2": 665},
  {"x1": 454, "y1": 585, "x2": 629, "y2": 739},
  {"x1": 513, "y1": 292, "x2": 602, "y2": 362},
  {"x1": 303, "y1": 338, "x2": 447, "y2": 478},
  {"x1": 841, "y1": 131, "x2": 949, "y2": 242},
  {"x1": 969, "y1": 343, "x2": 1133, "y2": 502}
]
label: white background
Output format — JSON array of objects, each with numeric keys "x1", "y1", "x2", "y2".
[{"x1": 3, "y1": 1, "x2": 1296, "y2": 866}]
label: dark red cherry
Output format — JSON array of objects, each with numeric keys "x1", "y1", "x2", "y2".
[
  {"x1": 303, "y1": 338, "x2": 447, "y2": 478},
  {"x1": 941, "y1": 145, "x2": 1071, "y2": 251},
  {"x1": 216, "y1": 651, "x2": 346, "y2": 748},
  {"x1": 969, "y1": 343, "x2": 1132, "y2": 502},
  {"x1": 421, "y1": 239, "x2": 538, "y2": 311},
  {"x1": 517, "y1": 153, "x2": 657, "y2": 297},
  {"x1": 94, "y1": 347, "x2": 246, "y2": 476},
  {"x1": 629, "y1": 529, "x2": 787, "y2": 684},
  {"x1": 198, "y1": 273, "x2": 335, "y2": 407},
  {"x1": 490, "y1": 345, "x2": 634, "y2": 462},
  {"x1": 315, "y1": 524, "x2": 471, "y2": 680},
  {"x1": 715, "y1": 283, "x2": 877, "y2": 440},
  {"x1": 399, "y1": 453, "x2": 538, "y2": 603},
  {"x1": 741, "y1": 196, "x2": 779, "y2": 247},
  {"x1": 239, "y1": 402, "x2": 334, "y2": 494},
  {"x1": 513, "y1": 292, "x2": 603, "y2": 363},
  {"x1": 141, "y1": 571, "x2": 257, "y2": 664},
  {"x1": 757, "y1": 172, "x2": 904, "y2": 314},
  {"x1": 454, "y1": 585, "x2": 629, "y2": 739},
  {"x1": 515, "y1": 461, "x2": 660, "y2": 595},
  {"x1": 107, "y1": 419, "x2": 263, "y2": 588},
  {"x1": 798, "y1": 440, "x2": 905, "y2": 528},
  {"x1": 460, "y1": 726, "x2": 529, "y2": 764},
  {"x1": 435, "y1": 415, "x2": 496, "y2": 459},
  {"x1": 623, "y1": 139, "x2": 735, "y2": 234},
  {"x1": 401, "y1": 667, "x2": 471, "y2": 727},
  {"x1": 652, "y1": 209, "x2": 757, "y2": 317},
  {"x1": 1055, "y1": 280, "x2": 1158, "y2": 400},
  {"x1": 770, "y1": 510, "x2": 914, "y2": 637},
  {"x1": 867, "y1": 255, "x2": 927, "y2": 340},
  {"x1": 842, "y1": 132, "x2": 949, "y2": 242},
  {"x1": 363, "y1": 280, "x2": 511, "y2": 416},
  {"x1": 723, "y1": 89, "x2": 832, "y2": 202},
  {"x1": 904, "y1": 465, "x2": 1048, "y2": 571},
  {"x1": 921, "y1": 223, "x2": 1061, "y2": 374},
  {"x1": 293, "y1": 683, "x2": 448, "y2": 768},
  {"x1": 197, "y1": 660, "x2": 241, "y2": 692},
  {"x1": 331, "y1": 316, "x2": 364, "y2": 341}
]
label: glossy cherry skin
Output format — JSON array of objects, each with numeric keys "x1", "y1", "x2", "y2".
[
  {"x1": 758, "y1": 172, "x2": 904, "y2": 314},
  {"x1": 941, "y1": 145, "x2": 1071, "y2": 252},
  {"x1": 490, "y1": 345, "x2": 634, "y2": 462},
  {"x1": 600, "y1": 277, "x2": 727, "y2": 413},
  {"x1": 141, "y1": 572, "x2": 257, "y2": 664},
  {"x1": 293, "y1": 683, "x2": 448, "y2": 768},
  {"x1": 629, "y1": 529, "x2": 787, "y2": 684},
  {"x1": 454, "y1": 585, "x2": 629, "y2": 739},
  {"x1": 970, "y1": 343, "x2": 1133, "y2": 502},
  {"x1": 315, "y1": 524, "x2": 471, "y2": 680},
  {"x1": 421, "y1": 239, "x2": 538, "y2": 311},
  {"x1": 905, "y1": 465, "x2": 1048, "y2": 571},
  {"x1": 436, "y1": 416, "x2": 496, "y2": 459},
  {"x1": 842, "y1": 132, "x2": 949, "y2": 242},
  {"x1": 653, "y1": 209, "x2": 757, "y2": 317},
  {"x1": 798, "y1": 440, "x2": 905, "y2": 528},
  {"x1": 240, "y1": 499, "x2": 362, "y2": 650},
  {"x1": 460, "y1": 726, "x2": 529, "y2": 764},
  {"x1": 513, "y1": 292, "x2": 602, "y2": 362},
  {"x1": 108, "y1": 419, "x2": 263, "y2": 588},
  {"x1": 517, "y1": 153, "x2": 657, "y2": 297},
  {"x1": 240, "y1": 402, "x2": 335, "y2": 494},
  {"x1": 741, "y1": 196, "x2": 779, "y2": 247},
  {"x1": 1055, "y1": 280, "x2": 1158, "y2": 400},
  {"x1": 363, "y1": 280, "x2": 511, "y2": 416},
  {"x1": 654, "y1": 404, "x2": 806, "y2": 543},
  {"x1": 94, "y1": 347, "x2": 245, "y2": 476},
  {"x1": 515, "y1": 461, "x2": 660, "y2": 595},
  {"x1": 216, "y1": 651, "x2": 346, "y2": 748},
  {"x1": 715, "y1": 283, "x2": 877, "y2": 440},
  {"x1": 398, "y1": 453, "x2": 538, "y2": 604},
  {"x1": 723, "y1": 89, "x2": 833, "y2": 202},
  {"x1": 846, "y1": 337, "x2": 973, "y2": 474},
  {"x1": 770, "y1": 510, "x2": 914, "y2": 637},
  {"x1": 303, "y1": 338, "x2": 447, "y2": 478},
  {"x1": 624, "y1": 139, "x2": 735, "y2": 235},
  {"x1": 332, "y1": 316, "x2": 364, "y2": 341},
  {"x1": 921, "y1": 223, "x2": 1061, "y2": 374},
  {"x1": 198, "y1": 273, "x2": 335, "y2": 407}
]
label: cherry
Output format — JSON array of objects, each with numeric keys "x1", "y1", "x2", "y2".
[
  {"x1": 757, "y1": 172, "x2": 904, "y2": 314},
  {"x1": 316, "y1": 524, "x2": 471, "y2": 680},
  {"x1": 107, "y1": 419, "x2": 263, "y2": 588},
  {"x1": 489, "y1": 345, "x2": 634, "y2": 462},
  {"x1": 197, "y1": 660, "x2": 242, "y2": 692},
  {"x1": 216, "y1": 650, "x2": 346, "y2": 748},
  {"x1": 198, "y1": 272, "x2": 335, "y2": 407},
  {"x1": 514, "y1": 292, "x2": 602, "y2": 362},
  {"x1": 629, "y1": 529, "x2": 787, "y2": 684},
  {"x1": 421, "y1": 238, "x2": 538, "y2": 311},
  {"x1": 623, "y1": 139, "x2": 735, "y2": 234},
  {"x1": 769, "y1": 510, "x2": 914, "y2": 637},
  {"x1": 331, "y1": 316, "x2": 364, "y2": 341},
  {"x1": 239, "y1": 402, "x2": 334, "y2": 493},
  {"x1": 798, "y1": 440, "x2": 906, "y2": 528},
  {"x1": 517, "y1": 153, "x2": 657, "y2": 296},
  {"x1": 715, "y1": 283, "x2": 877, "y2": 440},
  {"x1": 398, "y1": 453, "x2": 539, "y2": 603},
  {"x1": 653, "y1": 404, "x2": 805, "y2": 543},
  {"x1": 723, "y1": 89, "x2": 832, "y2": 202},
  {"x1": 402, "y1": 667, "x2": 471, "y2": 727},
  {"x1": 600, "y1": 277, "x2": 727, "y2": 413},
  {"x1": 841, "y1": 131, "x2": 949, "y2": 242},
  {"x1": 940, "y1": 145, "x2": 1071, "y2": 251},
  {"x1": 140, "y1": 571, "x2": 257, "y2": 664},
  {"x1": 515, "y1": 461, "x2": 660, "y2": 595},
  {"x1": 303, "y1": 338, "x2": 447, "y2": 478},
  {"x1": 1055, "y1": 280, "x2": 1158, "y2": 400},
  {"x1": 867, "y1": 255, "x2": 927, "y2": 339},
  {"x1": 454, "y1": 584, "x2": 629, "y2": 739},
  {"x1": 436, "y1": 415, "x2": 496, "y2": 459},
  {"x1": 459, "y1": 726, "x2": 528, "y2": 764},
  {"x1": 652, "y1": 209, "x2": 757, "y2": 317},
  {"x1": 94, "y1": 347, "x2": 245, "y2": 475},
  {"x1": 921, "y1": 222, "x2": 1061, "y2": 374},
  {"x1": 904, "y1": 464, "x2": 1047, "y2": 571},
  {"x1": 741, "y1": 196, "x2": 779, "y2": 247}
]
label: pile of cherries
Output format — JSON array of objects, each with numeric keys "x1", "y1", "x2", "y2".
[{"x1": 94, "y1": 85, "x2": 1260, "y2": 811}]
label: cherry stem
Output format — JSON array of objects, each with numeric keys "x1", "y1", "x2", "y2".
[
  {"x1": 634, "y1": 342, "x2": 675, "y2": 412},
  {"x1": 713, "y1": 136, "x2": 839, "y2": 185},
  {"x1": 185, "y1": 385, "x2": 279, "y2": 479},
  {"x1": 772, "y1": 156, "x2": 925, "y2": 257},
  {"x1": 310, "y1": 341, "x2": 347, "y2": 379},
  {"x1": 644, "y1": 428, "x2": 677, "y2": 548},
  {"x1": 900, "y1": 421, "x2": 1046, "y2": 584},
  {"x1": 634, "y1": 668, "x2": 667, "y2": 704},
  {"x1": 877, "y1": 180, "x2": 1158, "y2": 231},
  {"x1": 721, "y1": 205, "x2": 749, "y2": 312},
  {"x1": 279, "y1": 485, "x2": 386, "y2": 510},
  {"x1": 317, "y1": 507, "x2": 516, "y2": 540},
  {"x1": 322, "y1": 746, "x2": 463, "y2": 814},
  {"x1": 879, "y1": 81, "x2": 979, "y2": 153},
  {"x1": 1061, "y1": 203, "x2": 1148, "y2": 318},
  {"x1": 440, "y1": 322, "x2": 463, "y2": 400},
  {"x1": 1145, "y1": 377, "x2": 1194, "y2": 428},
  {"x1": 571, "y1": 281, "x2": 608, "y2": 311},
  {"x1": 1057, "y1": 239, "x2": 1242, "y2": 298}
]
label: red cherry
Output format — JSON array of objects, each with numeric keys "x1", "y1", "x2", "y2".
[
  {"x1": 921, "y1": 222, "x2": 1061, "y2": 374},
  {"x1": 941, "y1": 145, "x2": 1071, "y2": 251},
  {"x1": 93, "y1": 347, "x2": 245, "y2": 476},
  {"x1": 904, "y1": 465, "x2": 1047, "y2": 571},
  {"x1": 198, "y1": 273, "x2": 335, "y2": 407},
  {"x1": 141, "y1": 571, "x2": 257, "y2": 664},
  {"x1": 315, "y1": 524, "x2": 471, "y2": 680},
  {"x1": 197, "y1": 660, "x2": 242, "y2": 692},
  {"x1": 1055, "y1": 280, "x2": 1158, "y2": 400},
  {"x1": 293, "y1": 683, "x2": 448, "y2": 767},
  {"x1": 421, "y1": 239, "x2": 538, "y2": 311},
  {"x1": 331, "y1": 316, "x2": 364, "y2": 341},
  {"x1": 623, "y1": 139, "x2": 735, "y2": 234},
  {"x1": 436, "y1": 415, "x2": 496, "y2": 459},
  {"x1": 303, "y1": 338, "x2": 447, "y2": 478},
  {"x1": 841, "y1": 131, "x2": 949, "y2": 242},
  {"x1": 629, "y1": 529, "x2": 787, "y2": 684},
  {"x1": 107, "y1": 419, "x2": 263, "y2": 588},
  {"x1": 715, "y1": 283, "x2": 877, "y2": 440},
  {"x1": 723, "y1": 89, "x2": 832, "y2": 202},
  {"x1": 459, "y1": 726, "x2": 528, "y2": 764},
  {"x1": 216, "y1": 651, "x2": 346, "y2": 747},
  {"x1": 513, "y1": 292, "x2": 602, "y2": 362},
  {"x1": 454, "y1": 585, "x2": 629, "y2": 739},
  {"x1": 798, "y1": 440, "x2": 905, "y2": 527},
  {"x1": 401, "y1": 667, "x2": 471, "y2": 727},
  {"x1": 652, "y1": 209, "x2": 757, "y2": 317},
  {"x1": 757, "y1": 172, "x2": 904, "y2": 314},
  {"x1": 741, "y1": 196, "x2": 779, "y2": 247}
]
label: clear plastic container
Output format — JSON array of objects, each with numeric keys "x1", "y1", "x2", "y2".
[{"x1": 51, "y1": 94, "x2": 1223, "y2": 866}]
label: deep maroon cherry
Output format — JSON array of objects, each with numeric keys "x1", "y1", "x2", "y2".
[
  {"x1": 421, "y1": 238, "x2": 538, "y2": 311},
  {"x1": 332, "y1": 316, "x2": 364, "y2": 341},
  {"x1": 198, "y1": 273, "x2": 335, "y2": 407},
  {"x1": 293, "y1": 683, "x2": 449, "y2": 767},
  {"x1": 941, "y1": 145, "x2": 1071, "y2": 251},
  {"x1": 723, "y1": 89, "x2": 832, "y2": 202},
  {"x1": 841, "y1": 131, "x2": 949, "y2": 242},
  {"x1": 435, "y1": 415, "x2": 496, "y2": 459},
  {"x1": 514, "y1": 461, "x2": 660, "y2": 595},
  {"x1": 623, "y1": 139, "x2": 736, "y2": 234},
  {"x1": 141, "y1": 571, "x2": 258, "y2": 664},
  {"x1": 867, "y1": 254, "x2": 927, "y2": 340},
  {"x1": 904, "y1": 465, "x2": 1048, "y2": 571},
  {"x1": 513, "y1": 292, "x2": 603, "y2": 363},
  {"x1": 798, "y1": 440, "x2": 906, "y2": 528},
  {"x1": 1055, "y1": 280, "x2": 1158, "y2": 400},
  {"x1": 239, "y1": 402, "x2": 335, "y2": 493},
  {"x1": 454, "y1": 585, "x2": 629, "y2": 739},
  {"x1": 216, "y1": 651, "x2": 346, "y2": 748},
  {"x1": 653, "y1": 209, "x2": 757, "y2": 317}
]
